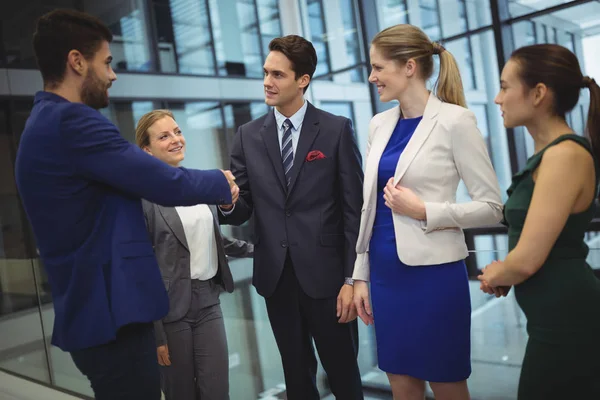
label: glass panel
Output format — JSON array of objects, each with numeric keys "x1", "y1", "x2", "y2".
[
  {"x1": 507, "y1": 0, "x2": 573, "y2": 19},
  {"x1": 445, "y1": 30, "x2": 512, "y2": 197},
  {"x1": 445, "y1": 37, "x2": 476, "y2": 91},
  {"x1": 319, "y1": 101, "x2": 355, "y2": 127},
  {"x1": 306, "y1": 0, "x2": 363, "y2": 81},
  {"x1": 376, "y1": 0, "x2": 492, "y2": 37},
  {"x1": 507, "y1": 1, "x2": 600, "y2": 157},
  {"x1": 257, "y1": 0, "x2": 283, "y2": 57},
  {"x1": 0, "y1": 100, "x2": 50, "y2": 384},
  {"x1": 100, "y1": 101, "x2": 158, "y2": 143},
  {"x1": 2, "y1": 0, "x2": 155, "y2": 71},
  {"x1": 209, "y1": 0, "x2": 264, "y2": 78},
  {"x1": 154, "y1": 0, "x2": 216, "y2": 74},
  {"x1": 305, "y1": 0, "x2": 332, "y2": 78}
]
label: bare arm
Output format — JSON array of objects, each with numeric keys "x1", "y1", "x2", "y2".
[{"x1": 486, "y1": 141, "x2": 594, "y2": 286}]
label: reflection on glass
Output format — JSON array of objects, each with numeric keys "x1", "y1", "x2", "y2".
[
  {"x1": 257, "y1": 0, "x2": 283, "y2": 57},
  {"x1": 320, "y1": 101, "x2": 355, "y2": 128},
  {"x1": 209, "y1": 0, "x2": 264, "y2": 77},
  {"x1": 440, "y1": 0, "x2": 493, "y2": 36},
  {"x1": 100, "y1": 101, "x2": 157, "y2": 143},
  {"x1": 156, "y1": 0, "x2": 216, "y2": 75},
  {"x1": 0, "y1": 101, "x2": 50, "y2": 384},
  {"x1": 507, "y1": 0, "x2": 573, "y2": 19},
  {"x1": 1, "y1": 0, "x2": 154, "y2": 71},
  {"x1": 306, "y1": 0, "x2": 332, "y2": 78},
  {"x1": 101, "y1": 0, "x2": 154, "y2": 71},
  {"x1": 308, "y1": 0, "x2": 364, "y2": 82},
  {"x1": 419, "y1": 0, "x2": 442, "y2": 40},
  {"x1": 376, "y1": 0, "x2": 409, "y2": 29},
  {"x1": 377, "y1": 0, "x2": 492, "y2": 37},
  {"x1": 445, "y1": 37, "x2": 476, "y2": 91}
]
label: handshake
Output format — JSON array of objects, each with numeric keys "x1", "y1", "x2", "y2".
[{"x1": 220, "y1": 170, "x2": 239, "y2": 211}]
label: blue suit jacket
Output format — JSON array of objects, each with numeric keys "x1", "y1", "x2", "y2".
[{"x1": 15, "y1": 92, "x2": 232, "y2": 352}]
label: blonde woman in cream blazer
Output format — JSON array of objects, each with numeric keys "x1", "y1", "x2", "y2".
[{"x1": 352, "y1": 24, "x2": 503, "y2": 400}]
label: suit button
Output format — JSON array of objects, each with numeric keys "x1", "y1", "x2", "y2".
[
  {"x1": 285, "y1": 210, "x2": 291, "y2": 217},
  {"x1": 280, "y1": 240, "x2": 288, "y2": 248}
]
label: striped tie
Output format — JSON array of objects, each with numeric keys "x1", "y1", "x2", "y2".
[{"x1": 281, "y1": 119, "x2": 294, "y2": 187}]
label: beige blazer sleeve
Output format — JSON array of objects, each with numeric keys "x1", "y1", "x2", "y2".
[{"x1": 422, "y1": 109, "x2": 503, "y2": 232}]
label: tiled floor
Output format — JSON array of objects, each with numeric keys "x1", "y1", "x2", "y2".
[{"x1": 0, "y1": 370, "x2": 82, "y2": 400}]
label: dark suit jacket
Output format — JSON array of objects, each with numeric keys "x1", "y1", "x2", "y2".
[
  {"x1": 219, "y1": 102, "x2": 363, "y2": 299},
  {"x1": 143, "y1": 201, "x2": 253, "y2": 346},
  {"x1": 14, "y1": 92, "x2": 231, "y2": 352}
]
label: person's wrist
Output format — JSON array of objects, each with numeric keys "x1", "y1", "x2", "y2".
[{"x1": 344, "y1": 277, "x2": 354, "y2": 286}]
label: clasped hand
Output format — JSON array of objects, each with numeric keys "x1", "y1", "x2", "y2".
[
  {"x1": 383, "y1": 178, "x2": 426, "y2": 220},
  {"x1": 220, "y1": 170, "x2": 239, "y2": 210},
  {"x1": 477, "y1": 260, "x2": 511, "y2": 298}
]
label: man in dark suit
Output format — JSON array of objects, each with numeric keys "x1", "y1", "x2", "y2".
[
  {"x1": 14, "y1": 10, "x2": 236, "y2": 400},
  {"x1": 219, "y1": 35, "x2": 364, "y2": 399}
]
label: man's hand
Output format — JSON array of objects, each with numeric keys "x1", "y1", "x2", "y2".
[
  {"x1": 220, "y1": 170, "x2": 239, "y2": 210},
  {"x1": 221, "y1": 170, "x2": 236, "y2": 187},
  {"x1": 337, "y1": 284, "x2": 357, "y2": 323},
  {"x1": 353, "y1": 280, "x2": 374, "y2": 325},
  {"x1": 157, "y1": 344, "x2": 171, "y2": 366}
]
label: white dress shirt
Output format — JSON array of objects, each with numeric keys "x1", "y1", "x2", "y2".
[
  {"x1": 274, "y1": 100, "x2": 308, "y2": 157},
  {"x1": 175, "y1": 204, "x2": 218, "y2": 281}
]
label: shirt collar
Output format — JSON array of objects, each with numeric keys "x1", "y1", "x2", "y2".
[{"x1": 274, "y1": 100, "x2": 308, "y2": 131}]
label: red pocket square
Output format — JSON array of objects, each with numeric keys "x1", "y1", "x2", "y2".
[{"x1": 306, "y1": 150, "x2": 326, "y2": 162}]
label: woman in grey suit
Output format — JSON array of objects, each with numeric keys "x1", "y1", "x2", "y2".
[{"x1": 135, "y1": 109, "x2": 252, "y2": 400}]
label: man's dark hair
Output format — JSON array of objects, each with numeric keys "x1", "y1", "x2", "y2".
[
  {"x1": 33, "y1": 9, "x2": 113, "y2": 87},
  {"x1": 269, "y1": 35, "x2": 317, "y2": 93}
]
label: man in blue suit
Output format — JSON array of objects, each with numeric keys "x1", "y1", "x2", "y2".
[{"x1": 14, "y1": 9, "x2": 237, "y2": 400}]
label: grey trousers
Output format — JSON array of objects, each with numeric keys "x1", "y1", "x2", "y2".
[{"x1": 161, "y1": 279, "x2": 229, "y2": 400}]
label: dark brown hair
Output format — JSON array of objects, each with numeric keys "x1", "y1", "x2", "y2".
[
  {"x1": 268, "y1": 35, "x2": 317, "y2": 93},
  {"x1": 510, "y1": 44, "x2": 600, "y2": 161},
  {"x1": 33, "y1": 9, "x2": 113, "y2": 88},
  {"x1": 372, "y1": 24, "x2": 466, "y2": 107}
]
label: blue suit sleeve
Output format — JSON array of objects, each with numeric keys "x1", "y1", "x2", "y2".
[{"x1": 61, "y1": 104, "x2": 232, "y2": 207}]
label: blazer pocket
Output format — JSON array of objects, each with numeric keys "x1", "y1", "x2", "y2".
[
  {"x1": 320, "y1": 234, "x2": 344, "y2": 247},
  {"x1": 119, "y1": 241, "x2": 155, "y2": 259}
]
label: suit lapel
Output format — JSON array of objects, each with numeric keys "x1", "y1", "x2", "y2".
[
  {"x1": 260, "y1": 110, "x2": 287, "y2": 192},
  {"x1": 287, "y1": 103, "x2": 320, "y2": 196},
  {"x1": 157, "y1": 205, "x2": 189, "y2": 251},
  {"x1": 393, "y1": 93, "x2": 441, "y2": 185},
  {"x1": 364, "y1": 106, "x2": 401, "y2": 205}
]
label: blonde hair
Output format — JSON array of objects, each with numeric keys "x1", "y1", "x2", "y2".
[
  {"x1": 372, "y1": 24, "x2": 467, "y2": 108},
  {"x1": 135, "y1": 109, "x2": 175, "y2": 148}
]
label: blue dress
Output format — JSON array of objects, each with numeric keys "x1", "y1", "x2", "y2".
[{"x1": 369, "y1": 116, "x2": 471, "y2": 382}]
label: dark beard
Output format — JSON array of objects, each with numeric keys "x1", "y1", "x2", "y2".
[{"x1": 81, "y1": 70, "x2": 109, "y2": 110}]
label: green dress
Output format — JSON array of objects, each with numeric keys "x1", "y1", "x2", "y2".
[{"x1": 505, "y1": 134, "x2": 600, "y2": 399}]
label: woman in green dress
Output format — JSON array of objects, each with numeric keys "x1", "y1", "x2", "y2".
[{"x1": 478, "y1": 44, "x2": 600, "y2": 399}]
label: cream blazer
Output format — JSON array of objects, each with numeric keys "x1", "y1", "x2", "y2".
[{"x1": 352, "y1": 93, "x2": 503, "y2": 281}]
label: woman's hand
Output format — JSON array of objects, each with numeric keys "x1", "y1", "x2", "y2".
[
  {"x1": 157, "y1": 344, "x2": 171, "y2": 366},
  {"x1": 353, "y1": 280, "x2": 374, "y2": 325},
  {"x1": 478, "y1": 261, "x2": 511, "y2": 297},
  {"x1": 383, "y1": 178, "x2": 426, "y2": 220}
]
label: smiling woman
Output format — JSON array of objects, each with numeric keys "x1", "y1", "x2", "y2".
[{"x1": 135, "y1": 110, "x2": 186, "y2": 167}]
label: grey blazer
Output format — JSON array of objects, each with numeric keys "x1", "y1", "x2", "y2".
[{"x1": 142, "y1": 200, "x2": 253, "y2": 346}]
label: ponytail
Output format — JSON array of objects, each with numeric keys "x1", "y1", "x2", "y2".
[
  {"x1": 585, "y1": 77, "x2": 600, "y2": 163},
  {"x1": 435, "y1": 47, "x2": 467, "y2": 108}
]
